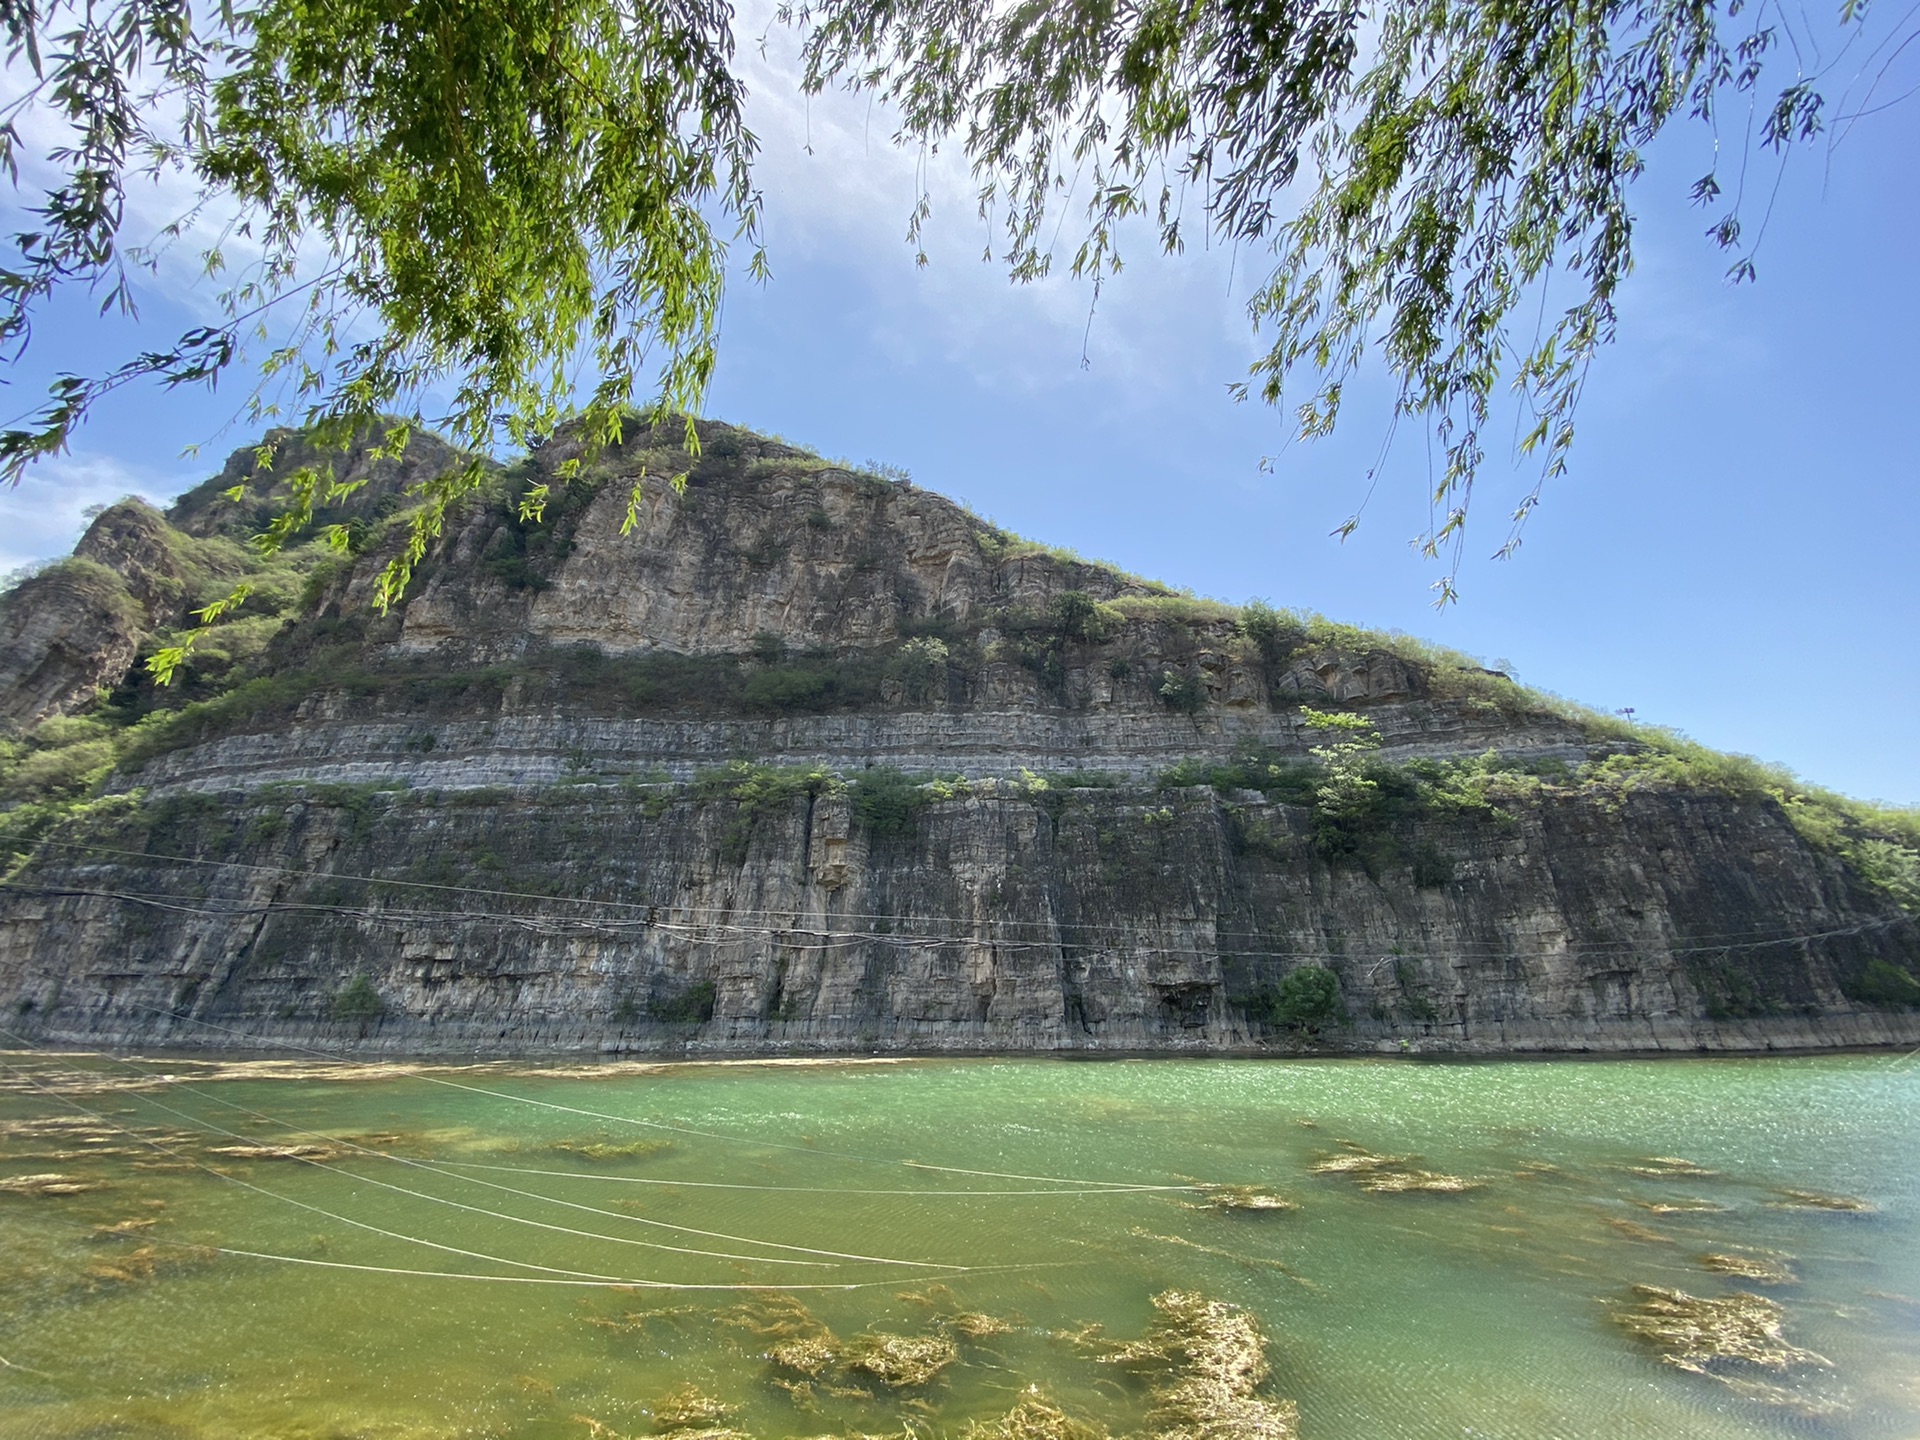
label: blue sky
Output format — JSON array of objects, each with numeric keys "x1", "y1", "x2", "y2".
[{"x1": 2, "y1": 19, "x2": 1916, "y2": 805}]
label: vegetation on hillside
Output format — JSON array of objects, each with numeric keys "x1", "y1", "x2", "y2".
[
  {"x1": 1159, "y1": 716, "x2": 1920, "y2": 919},
  {"x1": 1, "y1": 425, "x2": 1915, "y2": 943}
]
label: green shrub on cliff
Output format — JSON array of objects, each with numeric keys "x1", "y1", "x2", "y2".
[
  {"x1": 330, "y1": 974, "x2": 386, "y2": 1023},
  {"x1": 693, "y1": 762, "x2": 840, "y2": 863},
  {"x1": 650, "y1": 980, "x2": 716, "y2": 1024},
  {"x1": 1238, "y1": 601, "x2": 1302, "y2": 662},
  {"x1": 849, "y1": 768, "x2": 930, "y2": 841},
  {"x1": 1576, "y1": 740, "x2": 1920, "y2": 908},
  {"x1": 1245, "y1": 966, "x2": 1344, "y2": 1032},
  {"x1": 742, "y1": 664, "x2": 832, "y2": 711},
  {"x1": 1842, "y1": 959, "x2": 1920, "y2": 1009},
  {"x1": 1855, "y1": 841, "x2": 1920, "y2": 911},
  {"x1": 9, "y1": 557, "x2": 143, "y2": 631},
  {"x1": 1160, "y1": 748, "x2": 1318, "y2": 803},
  {"x1": 1158, "y1": 714, "x2": 1920, "y2": 905},
  {"x1": 890, "y1": 636, "x2": 950, "y2": 702},
  {"x1": 1157, "y1": 671, "x2": 1207, "y2": 714}
]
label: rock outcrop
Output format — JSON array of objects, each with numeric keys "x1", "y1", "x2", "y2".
[
  {"x1": 167, "y1": 422, "x2": 469, "y2": 541},
  {"x1": 0, "y1": 418, "x2": 1914, "y2": 1056},
  {"x1": 0, "y1": 499, "x2": 240, "y2": 727},
  {"x1": 0, "y1": 422, "x2": 467, "y2": 730}
]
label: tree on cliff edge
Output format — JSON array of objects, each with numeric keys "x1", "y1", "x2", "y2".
[{"x1": 1, "y1": 0, "x2": 1903, "y2": 628}]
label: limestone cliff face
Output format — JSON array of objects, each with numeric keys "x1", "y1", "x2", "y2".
[
  {"x1": 389, "y1": 431, "x2": 1163, "y2": 660},
  {"x1": 1, "y1": 777, "x2": 1912, "y2": 1056},
  {"x1": 167, "y1": 423, "x2": 469, "y2": 540},
  {"x1": 0, "y1": 418, "x2": 1914, "y2": 1056}
]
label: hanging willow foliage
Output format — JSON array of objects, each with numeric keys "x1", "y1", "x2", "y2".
[
  {"x1": 0, "y1": 0, "x2": 1881, "y2": 641},
  {"x1": 2, "y1": 0, "x2": 763, "y2": 674},
  {"x1": 786, "y1": 0, "x2": 1852, "y2": 595}
]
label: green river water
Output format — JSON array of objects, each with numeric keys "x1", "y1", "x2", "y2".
[{"x1": 0, "y1": 1051, "x2": 1915, "y2": 1440}]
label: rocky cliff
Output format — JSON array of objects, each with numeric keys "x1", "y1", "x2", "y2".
[
  {"x1": 0, "y1": 423, "x2": 465, "y2": 729},
  {"x1": 0, "y1": 417, "x2": 1914, "y2": 1056}
]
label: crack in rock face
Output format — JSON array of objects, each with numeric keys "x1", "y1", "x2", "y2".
[{"x1": 1, "y1": 418, "x2": 1915, "y2": 1059}]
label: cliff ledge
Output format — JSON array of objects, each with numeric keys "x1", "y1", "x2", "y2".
[{"x1": 0, "y1": 419, "x2": 1914, "y2": 1056}]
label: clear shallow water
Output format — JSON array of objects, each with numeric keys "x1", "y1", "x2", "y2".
[{"x1": 0, "y1": 1052, "x2": 1915, "y2": 1440}]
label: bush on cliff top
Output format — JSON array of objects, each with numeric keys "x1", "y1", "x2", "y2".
[{"x1": 1161, "y1": 715, "x2": 1920, "y2": 903}]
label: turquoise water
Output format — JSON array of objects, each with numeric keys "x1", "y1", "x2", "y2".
[{"x1": 0, "y1": 1052, "x2": 1915, "y2": 1439}]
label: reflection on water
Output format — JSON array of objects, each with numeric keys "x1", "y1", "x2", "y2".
[{"x1": 0, "y1": 1052, "x2": 1916, "y2": 1439}]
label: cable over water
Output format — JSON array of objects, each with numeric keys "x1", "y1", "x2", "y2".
[
  {"x1": 0, "y1": 1039, "x2": 1007, "y2": 1287},
  {"x1": 2, "y1": 1047, "x2": 1912, "y2": 1439},
  {"x1": 99, "y1": 1002, "x2": 1210, "y2": 1194}
]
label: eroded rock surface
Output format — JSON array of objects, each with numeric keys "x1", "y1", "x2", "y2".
[{"x1": 0, "y1": 417, "x2": 1914, "y2": 1056}]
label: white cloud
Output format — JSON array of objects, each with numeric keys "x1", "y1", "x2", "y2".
[
  {"x1": 732, "y1": 6, "x2": 1270, "y2": 401},
  {"x1": 4, "y1": 10, "x2": 1270, "y2": 426},
  {"x1": 0, "y1": 452, "x2": 192, "y2": 580},
  {"x1": 0, "y1": 65, "x2": 260, "y2": 324}
]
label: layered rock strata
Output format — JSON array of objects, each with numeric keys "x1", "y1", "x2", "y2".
[{"x1": 0, "y1": 419, "x2": 1913, "y2": 1055}]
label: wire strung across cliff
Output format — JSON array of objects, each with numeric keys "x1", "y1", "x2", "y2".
[
  {"x1": 3, "y1": 868, "x2": 1909, "y2": 967},
  {"x1": 23, "y1": 834, "x2": 1913, "y2": 958}
]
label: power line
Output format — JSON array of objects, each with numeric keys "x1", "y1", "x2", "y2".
[
  {"x1": 0, "y1": 1045, "x2": 890, "y2": 1290},
  {"x1": 0, "y1": 1033, "x2": 1063, "y2": 1287},
  {"x1": 103, "y1": 1002, "x2": 1209, "y2": 1193},
  {"x1": 30, "y1": 832, "x2": 1906, "y2": 955},
  {"x1": 75, "y1": 1037, "x2": 1166, "y2": 1204},
  {"x1": 6, "y1": 871, "x2": 1909, "y2": 966},
  {"x1": 30, "y1": 1041, "x2": 987, "y2": 1269}
]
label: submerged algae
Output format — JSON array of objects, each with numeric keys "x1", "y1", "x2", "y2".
[
  {"x1": 1092, "y1": 1291, "x2": 1298, "y2": 1440},
  {"x1": 720, "y1": 1294, "x2": 830, "y2": 1341},
  {"x1": 0, "y1": 1171, "x2": 102, "y2": 1196},
  {"x1": 578, "y1": 1417, "x2": 750, "y2": 1440},
  {"x1": 737, "y1": 1291, "x2": 983, "y2": 1389},
  {"x1": 1626, "y1": 1158, "x2": 1721, "y2": 1179},
  {"x1": 1352, "y1": 1170, "x2": 1480, "y2": 1195},
  {"x1": 769, "y1": 1335, "x2": 842, "y2": 1378},
  {"x1": 89, "y1": 1216, "x2": 157, "y2": 1237},
  {"x1": 651, "y1": 1384, "x2": 735, "y2": 1431},
  {"x1": 1635, "y1": 1199, "x2": 1730, "y2": 1215},
  {"x1": 723, "y1": 1293, "x2": 845, "y2": 1381},
  {"x1": 550, "y1": 1138, "x2": 676, "y2": 1162},
  {"x1": 1190, "y1": 1186, "x2": 1298, "y2": 1214},
  {"x1": 1303, "y1": 1147, "x2": 1406, "y2": 1177},
  {"x1": 207, "y1": 1143, "x2": 344, "y2": 1161},
  {"x1": 964, "y1": 1390, "x2": 1105, "y2": 1440},
  {"x1": 1700, "y1": 1252, "x2": 1799, "y2": 1285},
  {"x1": 840, "y1": 1332, "x2": 958, "y2": 1388},
  {"x1": 1306, "y1": 1146, "x2": 1478, "y2": 1195},
  {"x1": 944, "y1": 1311, "x2": 1015, "y2": 1338},
  {"x1": 1614, "y1": 1285, "x2": 1830, "y2": 1378},
  {"x1": 0, "y1": 1055, "x2": 1909, "y2": 1440},
  {"x1": 1768, "y1": 1188, "x2": 1875, "y2": 1213},
  {"x1": 83, "y1": 1238, "x2": 214, "y2": 1287}
]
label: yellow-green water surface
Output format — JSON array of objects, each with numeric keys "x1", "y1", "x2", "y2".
[{"x1": 1, "y1": 1052, "x2": 1916, "y2": 1440}]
